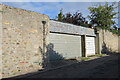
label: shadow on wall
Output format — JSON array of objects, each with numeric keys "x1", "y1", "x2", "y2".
[
  {"x1": 49, "y1": 43, "x2": 64, "y2": 61},
  {"x1": 102, "y1": 41, "x2": 111, "y2": 54},
  {"x1": 101, "y1": 30, "x2": 119, "y2": 54},
  {"x1": 101, "y1": 41, "x2": 119, "y2": 54},
  {"x1": 39, "y1": 43, "x2": 64, "y2": 68}
]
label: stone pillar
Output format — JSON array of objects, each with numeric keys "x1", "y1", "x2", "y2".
[
  {"x1": 81, "y1": 35, "x2": 87, "y2": 57},
  {"x1": 119, "y1": 36, "x2": 120, "y2": 53},
  {"x1": 98, "y1": 33, "x2": 102, "y2": 54},
  {"x1": 0, "y1": 5, "x2": 2, "y2": 79},
  {"x1": 95, "y1": 28, "x2": 102, "y2": 54},
  {"x1": 95, "y1": 33, "x2": 101, "y2": 54}
]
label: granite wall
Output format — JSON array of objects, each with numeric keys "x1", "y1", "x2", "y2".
[
  {"x1": 0, "y1": 4, "x2": 2, "y2": 79},
  {"x1": 0, "y1": 4, "x2": 49, "y2": 78},
  {"x1": 99, "y1": 29, "x2": 119, "y2": 53}
]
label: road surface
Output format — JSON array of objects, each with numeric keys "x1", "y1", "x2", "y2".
[{"x1": 26, "y1": 53, "x2": 119, "y2": 78}]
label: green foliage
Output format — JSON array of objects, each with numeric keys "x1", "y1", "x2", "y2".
[
  {"x1": 0, "y1": 10, "x2": 3, "y2": 12},
  {"x1": 13, "y1": 73, "x2": 16, "y2": 75},
  {"x1": 109, "y1": 29, "x2": 120, "y2": 36},
  {"x1": 63, "y1": 11, "x2": 86, "y2": 26},
  {"x1": 56, "y1": 9, "x2": 90, "y2": 27},
  {"x1": 94, "y1": 54, "x2": 105, "y2": 57},
  {"x1": 55, "y1": 3, "x2": 119, "y2": 36},
  {"x1": 81, "y1": 57, "x2": 91, "y2": 61},
  {"x1": 57, "y1": 8, "x2": 65, "y2": 21},
  {"x1": 80, "y1": 23, "x2": 91, "y2": 28},
  {"x1": 18, "y1": 70, "x2": 21, "y2": 72},
  {"x1": 88, "y1": 2, "x2": 118, "y2": 29},
  {"x1": 118, "y1": 31, "x2": 120, "y2": 36},
  {"x1": 38, "y1": 62, "x2": 41, "y2": 65}
]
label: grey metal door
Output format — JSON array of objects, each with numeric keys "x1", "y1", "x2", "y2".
[{"x1": 49, "y1": 33, "x2": 81, "y2": 60}]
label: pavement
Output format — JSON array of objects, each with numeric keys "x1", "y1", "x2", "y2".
[{"x1": 4, "y1": 53, "x2": 120, "y2": 79}]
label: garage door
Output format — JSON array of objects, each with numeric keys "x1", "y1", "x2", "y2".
[
  {"x1": 49, "y1": 33, "x2": 81, "y2": 60},
  {"x1": 86, "y1": 37, "x2": 95, "y2": 56}
]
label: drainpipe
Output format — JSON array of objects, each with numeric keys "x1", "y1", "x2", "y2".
[{"x1": 42, "y1": 21, "x2": 46, "y2": 68}]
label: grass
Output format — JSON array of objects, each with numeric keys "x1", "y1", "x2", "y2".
[
  {"x1": 81, "y1": 57, "x2": 91, "y2": 61},
  {"x1": 94, "y1": 54, "x2": 106, "y2": 57},
  {"x1": 12, "y1": 73, "x2": 16, "y2": 75},
  {"x1": 81, "y1": 54, "x2": 106, "y2": 61}
]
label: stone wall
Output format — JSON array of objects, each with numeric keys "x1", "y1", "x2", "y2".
[
  {"x1": 0, "y1": 4, "x2": 49, "y2": 78},
  {"x1": 118, "y1": 36, "x2": 120, "y2": 53},
  {"x1": 99, "y1": 29, "x2": 119, "y2": 53}
]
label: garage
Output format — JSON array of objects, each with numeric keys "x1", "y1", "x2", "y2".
[
  {"x1": 86, "y1": 37, "x2": 96, "y2": 56},
  {"x1": 49, "y1": 33, "x2": 81, "y2": 60},
  {"x1": 50, "y1": 20, "x2": 96, "y2": 60}
]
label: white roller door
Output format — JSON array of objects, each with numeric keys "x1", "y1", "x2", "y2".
[
  {"x1": 86, "y1": 37, "x2": 95, "y2": 56},
  {"x1": 49, "y1": 33, "x2": 81, "y2": 60}
]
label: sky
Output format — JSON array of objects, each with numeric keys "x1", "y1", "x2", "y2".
[{"x1": 1, "y1": 2, "x2": 119, "y2": 27}]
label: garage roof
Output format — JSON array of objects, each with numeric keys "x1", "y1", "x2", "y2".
[{"x1": 50, "y1": 20, "x2": 95, "y2": 36}]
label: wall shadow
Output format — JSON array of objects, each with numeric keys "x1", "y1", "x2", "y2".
[
  {"x1": 101, "y1": 30, "x2": 120, "y2": 54},
  {"x1": 101, "y1": 41, "x2": 112, "y2": 54},
  {"x1": 46, "y1": 43, "x2": 67, "y2": 69},
  {"x1": 101, "y1": 41, "x2": 120, "y2": 55},
  {"x1": 49, "y1": 43, "x2": 64, "y2": 61},
  {"x1": 38, "y1": 43, "x2": 65, "y2": 69}
]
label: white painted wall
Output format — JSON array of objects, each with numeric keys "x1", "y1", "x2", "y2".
[{"x1": 86, "y1": 37, "x2": 96, "y2": 56}]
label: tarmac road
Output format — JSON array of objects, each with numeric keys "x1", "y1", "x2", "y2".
[{"x1": 27, "y1": 53, "x2": 119, "y2": 78}]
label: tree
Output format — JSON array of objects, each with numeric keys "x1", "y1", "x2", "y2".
[
  {"x1": 113, "y1": 25, "x2": 118, "y2": 30},
  {"x1": 56, "y1": 9, "x2": 90, "y2": 27},
  {"x1": 57, "y1": 8, "x2": 64, "y2": 21},
  {"x1": 63, "y1": 11, "x2": 86, "y2": 26},
  {"x1": 88, "y1": 2, "x2": 118, "y2": 29}
]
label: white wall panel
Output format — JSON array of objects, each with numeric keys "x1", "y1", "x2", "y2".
[{"x1": 86, "y1": 37, "x2": 95, "y2": 56}]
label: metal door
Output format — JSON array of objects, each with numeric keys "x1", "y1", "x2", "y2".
[{"x1": 49, "y1": 33, "x2": 81, "y2": 60}]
